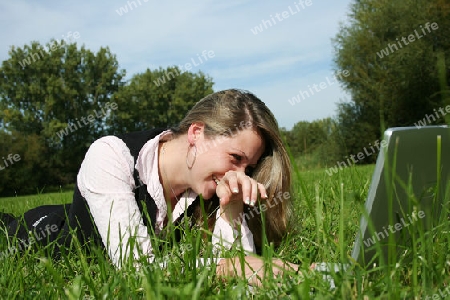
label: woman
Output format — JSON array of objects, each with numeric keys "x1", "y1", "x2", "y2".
[{"x1": 4, "y1": 89, "x2": 299, "y2": 284}]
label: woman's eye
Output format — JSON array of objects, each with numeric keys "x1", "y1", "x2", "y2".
[{"x1": 231, "y1": 154, "x2": 242, "y2": 162}]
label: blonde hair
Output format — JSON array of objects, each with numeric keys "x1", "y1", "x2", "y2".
[{"x1": 171, "y1": 89, "x2": 292, "y2": 251}]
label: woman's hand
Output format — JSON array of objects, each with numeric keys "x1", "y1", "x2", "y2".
[
  {"x1": 216, "y1": 256, "x2": 302, "y2": 286},
  {"x1": 215, "y1": 171, "x2": 267, "y2": 226}
]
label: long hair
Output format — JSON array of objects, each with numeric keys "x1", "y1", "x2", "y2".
[{"x1": 171, "y1": 89, "x2": 292, "y2": 251}]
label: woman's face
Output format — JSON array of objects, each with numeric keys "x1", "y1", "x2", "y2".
[{"x1": 188, "y1": 124, "x2": 265, "y2": 199}]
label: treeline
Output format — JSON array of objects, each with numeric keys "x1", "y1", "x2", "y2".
[
  {"x1": 281, "y1": 118, "x2": 339, "y2": 170},
  {"x1": 282, "y1": 116, "x2": 379, "y2": 170}
]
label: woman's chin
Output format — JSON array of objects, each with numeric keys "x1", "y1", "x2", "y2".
[
  {"x1": 198, "y1": 181, "x2": 217, "y2": 200},
  {"x1": 201, "y1": 191, "x2": 214, "y2": 200},
  {"x1": 191, "y1": 186, "x2": 213, "y2": 200},
  {"x1": 200, "y1": 187, "x2": 216, "y2": 200}
]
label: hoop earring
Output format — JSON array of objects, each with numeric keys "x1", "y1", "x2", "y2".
[{"x1": 186, "y1": 144, "x2": 197, "y2": 169}]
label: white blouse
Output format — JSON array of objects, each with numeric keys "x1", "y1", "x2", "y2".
[{"x1": 76, "y1": 131, "x2": 255, "y2": 268}]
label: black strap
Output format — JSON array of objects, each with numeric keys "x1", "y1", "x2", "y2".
[
  {"x1": 116, "y1": 128, "x2": 168, "y2": 233},
  {"x1": 133, "y1": 168, "x2": 158, "y2": 231}
]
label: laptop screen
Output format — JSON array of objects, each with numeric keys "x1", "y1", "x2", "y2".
[{"x1": 351, "y1": 126, "x2": 450, "y2": 267}]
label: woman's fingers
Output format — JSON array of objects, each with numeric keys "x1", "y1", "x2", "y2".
[
  {"x1": 215, "y1": 176, "x2": 233, "y2": 205},
  {"x1": 258, "y1": 183, "x2": 268, "y2": 200},
  {"x1": 238, "y1": 174, "x2": 253, "y2": 205},
  {"x1": 249, "y1": 179, "x2": 258, "y2": 206},
  {"x1": 217, "y1": 171, "x2": 267, "y2": 207},
  {"x1": 226, "y1": 171, "x2": 240, "y2": 194}
]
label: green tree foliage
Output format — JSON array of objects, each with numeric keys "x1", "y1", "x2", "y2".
[
  {"x1": 0, "y1": 130, "x2": 48, "y2": 195},
  {"x1": 333, "y1": 0, "x2": 450, "y2": 158},
  {"x1": 108, "y1": 66, "x2": 214, "y2": 133},
  {"x1": 0, "y1": 40, "x2": 125, "y2": 195},
  {"x1": 283, "y1": 118, "x2": 341, "y2": 168}
]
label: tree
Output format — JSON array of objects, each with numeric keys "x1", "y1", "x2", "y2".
[
  {"x1": 283, "y1": 118, "x2": 341, "y2": 168},
  {"x1": 0, "y1": 40, "x2": 125, "y2": 194},
  {"x1": 0, "y1": 130, "x2": 47, "y2": 195},
  {"x1": 333, "y1": 0, "x2": 450, "y2": 157},
  {"x1": 108, "y1": 66, "x2": 214, "y2": 133}
]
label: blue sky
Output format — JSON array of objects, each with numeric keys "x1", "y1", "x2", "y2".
[{"x1": 0, "y1": 0, "x2": 353, "y2": 129}]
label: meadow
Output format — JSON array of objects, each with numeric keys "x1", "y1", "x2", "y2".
[{"x1": 0, "y1": 164, "x2": 449, "y2": 299}]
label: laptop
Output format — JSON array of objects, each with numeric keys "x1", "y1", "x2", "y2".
[
  {"x1": 350, "y1": 125, "x2": 450, "y2": 268},
  {"x1": 314, "y1": 125, "x2": 450, "y2": 281}
]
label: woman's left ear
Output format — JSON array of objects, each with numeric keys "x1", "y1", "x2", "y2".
[{"x1": 187, "y1": 122, "x2": 205, "y2": 144}]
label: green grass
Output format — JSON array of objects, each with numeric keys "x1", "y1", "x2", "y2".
[
  {"x1": 0, "y1": 164, "x2": 449, "y2": 299},
  {"x1": 0, "y1": 191, "x2": 73, "y2": 216}
]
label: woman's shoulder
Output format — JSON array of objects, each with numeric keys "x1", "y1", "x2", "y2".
[
  {"x1": 78, "y1": 135, "x2": 136, "y2": 192},
  {"x1": 90, "y1": 135, "x2": 130, "y2": 156},
  {"x1": 83, "y1": 135, "x2": 134, "y2": 171}
]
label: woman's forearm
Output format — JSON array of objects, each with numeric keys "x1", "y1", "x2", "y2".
[{"x1": 216, "y1": 256, "x2": 300, "y2": 286}]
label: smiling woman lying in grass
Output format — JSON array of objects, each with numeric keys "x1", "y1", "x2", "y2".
[{"x1": 3, "y1": 89, "x2": 303, "y2": 285}]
